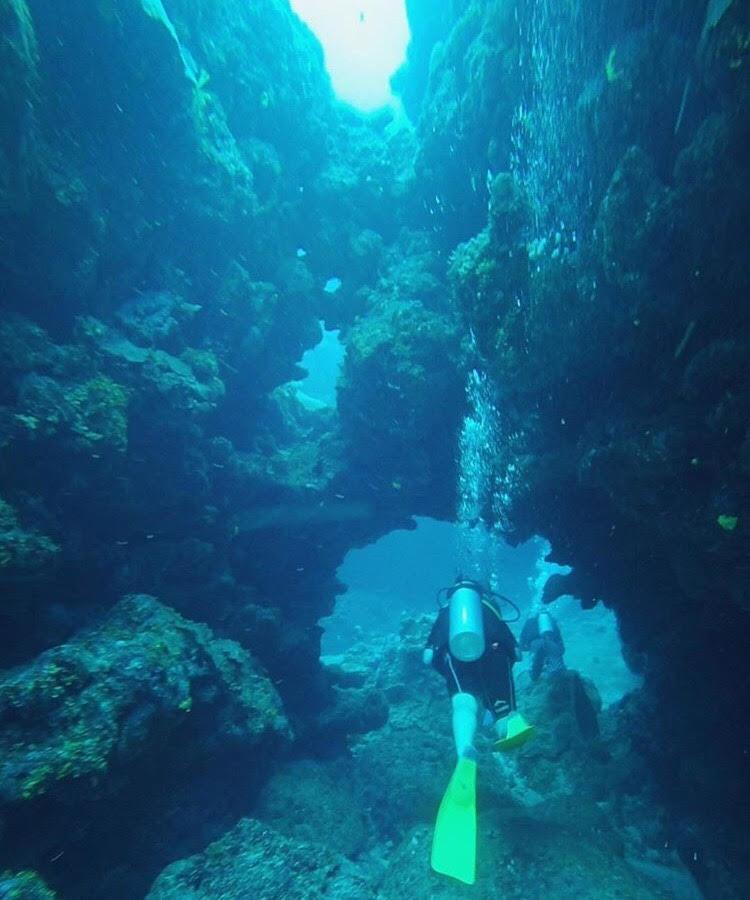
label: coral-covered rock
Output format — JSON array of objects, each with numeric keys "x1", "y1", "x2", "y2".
[
  {"x1": 339, "y1": 292, "x2": 464, "y2": 518},
  {"x1": 0, "y1": 497, "x2": 58, "y2": 574},
  {"x1": 0, "y1": 869, "x2": 56, "y2": 900},
  {"x1": 506, "y1": 670, "x2": 605, "y2": 801},
  {"x1": 146, "y1": 818, "x2": 375, "y2": 900},
  {"x1": 0, "y1": 594, "x2": 289, "y2": 804},
  {"x1": 255, "y1": 758, "x2": 369, "y2": 857},
  {"x1": 405, "y1": 6, "x2": 750, "y2": 892},
  {"x1": 17, "y1": 371, "x2": 131, "y2": 452},
  {"x1": 595, "y1": 145, "x2": 671, "y2": 292},
  {"x1": 76, "y1": 317, "x2": 224, "y2": 415},
  {"x1": 378, "y1": 822, "x2": 672, "y2": 899},
  {"x1": 326, "y1": 617, "x2": 459, "y2": 841},
  {"x1": 414, "y1": 0, "x2": 520, "y2": 244}
]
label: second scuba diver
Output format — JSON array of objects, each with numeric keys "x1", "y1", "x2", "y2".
[{"x1": 520, "y1": 606, "x2": 566, "y2": 681}]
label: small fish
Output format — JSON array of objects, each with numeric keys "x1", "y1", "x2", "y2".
[{"x1": 296, "y1": 248, "x2": 307, "y2": 258}]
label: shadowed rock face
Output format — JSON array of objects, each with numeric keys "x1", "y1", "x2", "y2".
[
  {"x1": 0, "y1": 0, "x2": 463, "y2": 893},
  {"x1": 410, "y1": 0, "x2": 750, "y2": 893},
  {"x1": 0, "y1": 0, "x2": 453, "y2": 685},
  {"x1": 146, "y1": 816, "x2": 377, "y2": 900},
  {"x1": 0, "y1": 594, "x2": 289, "y2": 897},
  {"x1": 0, "y1": 594, "x2": 289, "y2": 807},
  {"x1": 1, "y1": 0, "x2": 750, "y2": 896}
]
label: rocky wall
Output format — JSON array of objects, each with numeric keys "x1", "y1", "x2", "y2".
[
  {"x1": 407, "y1": 0, "x2": 750, "y2": 893},
  {"x1": 0, "y1": 0, "x2": 468, "y2": 893}
]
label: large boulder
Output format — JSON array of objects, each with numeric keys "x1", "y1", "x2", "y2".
[{"x1": 0, "y1": 594, "x2": 289, "y2": 805}]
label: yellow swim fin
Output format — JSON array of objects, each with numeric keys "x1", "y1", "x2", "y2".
[
  {"x1": 494, "y1": 711, "x2": 535, "y2": 751},
  {"x1": 430, "y1": 752, "x2": 477, "y2": 885}
]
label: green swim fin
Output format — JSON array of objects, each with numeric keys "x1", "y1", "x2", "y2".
[
  {"x1": 494, "y1": 711, "x2": 535, "y2": 752},
  {"x1": 431, "y1": 751, "x2": 477, "y2": 885}
]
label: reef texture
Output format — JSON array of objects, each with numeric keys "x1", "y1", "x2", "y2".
[
  {"x1": 1, "y1": 0, "x2": 749, "y2": 896},
  {"x1": 146, "y1": 817, "x2": 375, "y2": 900},
  {"x1": 0, "y1": 871, "x2": 56, "y2": 900},
  {"x1": 0, "y1": 593, "x2": 288, "y2": 805},
  {"x1": 148, "y1": 619, "x2": 687, "y2": 898},
  {"x1": 411, "y1": 0, "x2": 750, "y2": 895}
]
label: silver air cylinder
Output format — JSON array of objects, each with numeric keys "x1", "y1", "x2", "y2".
[
  {"x1": 538, "y1": 610, "x2": 554, "y2": 635},
  {"x1": 449, "y1": 584, "x2": 486, "y2": 662}
]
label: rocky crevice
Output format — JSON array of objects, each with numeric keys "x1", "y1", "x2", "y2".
[{"x1": 1, "y1": 0, "x2": 749, "y2": 896}]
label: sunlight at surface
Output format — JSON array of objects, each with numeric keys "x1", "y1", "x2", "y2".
[{"x1": 290, "y1": 0, "x2": 410, "y2": 111}]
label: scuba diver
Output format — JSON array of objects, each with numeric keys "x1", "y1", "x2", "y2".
[
  {"x1": 424, "y1": 578, "x2": 534, "y2": 886},
  {"x1": 423, "y1": 578, "x2": 528, "y2": 754},
  {"x1": 520, "y1": 606, "x2": 566, "y2": 681}
]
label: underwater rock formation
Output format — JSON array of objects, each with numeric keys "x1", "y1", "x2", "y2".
[
  {"x1": 0, "y1": 594, "x2": 288, "y2": 898},
  {"x1": 0, "y1": 593, "x2": 288, "y2": 805},
  {"x1": 338, "y1": 272, "x2": 464, "y2": 519},
  {"x1": 146, "y1": 817, "x2": 375, "y2": 900},
  {"x1": 407, "y1": 1, "x2": 750, "y2": 893},
  {"x1": 1, "y1": 0, "x2": 459, "y2": 891},
  {"x1": 2, "y1": 0, "x2": 750, "y2": 895},
  {"x1": 0, "y1": 495, "x2": 59, "y2": 573},
  {"x1": 255, "y1": 758, "x2": 370, "y2": 857},
  {"x1": 0, "y1": 870, "x2": 56, "y2": 900},
  {"x1": 144, "y1": 617, "x2": 690, "y2": 898}
]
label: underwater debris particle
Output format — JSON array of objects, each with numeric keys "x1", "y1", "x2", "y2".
[
  {"x1": 717, "y1": 514, "x2": 738, "y2": 531},
  {"x1": 323, "y1": 277, "x2": 342, "y2": 294},
  {"x1": 674, "y1": 320, "x2": 696, "y2": 359},
  {"x1": 605, "y1": 47, "x2": 622, "y2": 83}
]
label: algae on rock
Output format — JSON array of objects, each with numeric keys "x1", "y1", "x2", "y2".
[{"x1": 0, "y1": 594, "x2": 289, "y2": 804}]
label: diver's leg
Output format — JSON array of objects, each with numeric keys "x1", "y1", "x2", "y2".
[
  {"x1": 482, "y1": 651, "x2": 513, "y2": 740},
  {"x1": 530, "y1": 637, "x2": 545, "y2": 681},
  {"x1": 451, "y1": 692, "x2": 478, "y2": 757}
]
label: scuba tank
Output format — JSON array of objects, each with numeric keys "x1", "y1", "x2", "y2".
[
  {"x1": 447, "y1": 580, "x2": 486, "y2": 662},
  {"x1": 538, "y1": 609, "x2": 554, "y2": 635}
]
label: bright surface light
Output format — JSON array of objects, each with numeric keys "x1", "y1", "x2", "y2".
[{"x1": 291, "y1": 0, "x2": 410, "y2": 111}]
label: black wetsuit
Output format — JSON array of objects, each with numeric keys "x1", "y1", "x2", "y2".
[
  {"x1": 519, "y1": 615, "x2": 565, "y2": 681},
  {"x1": 425, "y1": 598, "x2": 518, "y2": 717}
]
